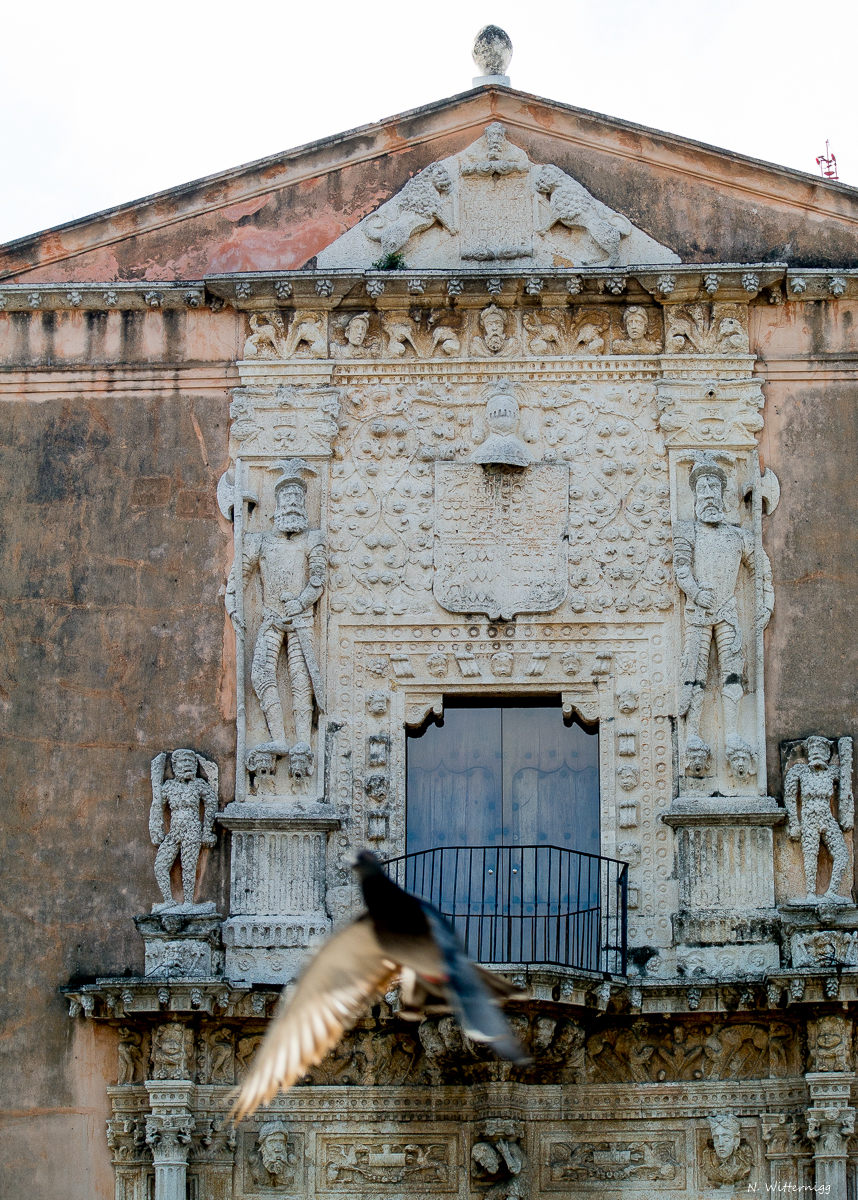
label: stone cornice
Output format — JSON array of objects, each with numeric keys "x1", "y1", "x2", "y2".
[{"x1": 3, "y1": 265, "x2": 858, "y2": 312}]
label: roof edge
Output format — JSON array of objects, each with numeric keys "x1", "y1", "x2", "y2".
[{"x1": 3, "y1": 85, "x2": 858, "y2": 262}]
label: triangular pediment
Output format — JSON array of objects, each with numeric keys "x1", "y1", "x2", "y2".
[
  {"x1": 317, "y1": 122, "x2": 679, "y2": 271},
  {"x1": 2, "y1": 86, "x2": 858, "y2": 282}
]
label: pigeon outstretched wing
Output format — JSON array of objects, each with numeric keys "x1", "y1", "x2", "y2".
[{"x1": 230, "y1": 915, "x2": 397, "y2": 1121}]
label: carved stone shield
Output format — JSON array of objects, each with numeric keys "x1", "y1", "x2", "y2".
[{"x1": 433, "y1": 463, "x2": 569, "y2": 620}]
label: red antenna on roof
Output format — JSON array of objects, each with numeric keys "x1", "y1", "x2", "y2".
[{"x1": 816, "y1": 140, "x2": 839, "y2": 181}]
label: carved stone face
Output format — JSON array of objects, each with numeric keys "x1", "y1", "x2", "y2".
[
  {"x1": 259, "y1": 1128, "x2": 292, "y2": 1176},
  {"x1": 490, "y1": 651, "x2": 514, "y2": 676},
  {"x1": 617, "y1": 765, "x2": 639, "y2": 791},
  {"x1": 171, "y1": 750, "x2": 197, "y2": 782},
  {"x1": 288, "y1": 742, "x2": 314, "y2": 779},
  {"x1": 694, "y1": 474, "x2": 725, "y2": 524},
  {"x1": 274, "y1": 484, "x2": 309, "y2": 534},
  {"x1": 807, "y1": 737, "x2": 832, "y2": 769},
  {"x1": 616, "y1": 688, "x2": 639, "y2": 715},
  {"x1": 623, "y1": 307, "x2": 648, "y2": 341},
  {"x1": 367, "y1": 691, "x2": 389, "y2": 715},
  {"x1": 345, "y1": 315, "x2": 369, "y2": 347},
  {"x1": 480, "y1": 307, "x2": 507, "y2": 353},
  {"x1": 709, "y1": 1117, "x2": 741, "y2": 1161},
  {"x1": 425, "y1": 652, "x2": 448, "y2": 678},
  {"x1": 726, "y1": 741, "x2": 755, "y2": 779},
  {"x1": 685, "y1": 736, "x2": 711, "y2": 776}
]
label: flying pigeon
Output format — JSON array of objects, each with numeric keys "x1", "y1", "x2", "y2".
[{"x1": 232, "y1": 849, "x2": 527, "y2": 1120}]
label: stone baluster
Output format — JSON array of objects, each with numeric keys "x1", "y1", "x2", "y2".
[
  {"x1": 806, "y1": 1074, "x2": 855, "y2": 1195},
  {"x1": 144, "y1": 1081, "x2": 196, "y2": 1200}
]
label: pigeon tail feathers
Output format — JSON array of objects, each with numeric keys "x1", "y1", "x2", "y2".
[{"x1": 419, "y1": 901, "x2": 530, "y2": 1064}]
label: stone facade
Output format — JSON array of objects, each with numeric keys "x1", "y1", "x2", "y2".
[{"x1": 5, "y1": 62, "x2": 858, "y2": 1200}]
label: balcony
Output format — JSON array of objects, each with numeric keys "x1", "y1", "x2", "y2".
[{"x1": 383, "y1": 845, "x2": 628, "y2": 976}]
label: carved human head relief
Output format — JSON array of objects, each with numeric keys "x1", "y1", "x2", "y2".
[
  {"x1": 472, "y1": 25, "x2": 512, "y2": 85},
  {"x1": 345, "y1": 313, "x2": 369, "y2": 347},
  {"x1": 271, "y1": 458, "x2": 316, "y2": 535},
  {"x1": 170, "y1": 749, "x2": 198, "y2": 782},
  {"x1": 806, "y1": 735, "x2": 833, "y2": 769},
  {"x1": 689, "y1": 456, "x2": 728, "y2": 524},
  {"x1": 708, "y1": 1113, "x2": 741, "y2": 1162},
  {"x1": 471, "y1": 384, "x2": 531, "y2": 468}
]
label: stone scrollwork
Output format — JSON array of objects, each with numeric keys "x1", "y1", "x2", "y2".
[
  {"x1": 149, "y1": 749, "x2": 218, "y2": 913},
  {"x1": 321, "y1": 1136, "x2": 452, "y2": 1189},
  {"x1": 665, "y1": 303, "x2": 750, "y2": 355}
]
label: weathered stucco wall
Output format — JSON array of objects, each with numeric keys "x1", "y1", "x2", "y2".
[
  {"x1": 0, "y1": 323, "x2": 236, "y2": 1196},
  {"x1": 755, "y1": 301, "x2": 858, "y2": 790}
]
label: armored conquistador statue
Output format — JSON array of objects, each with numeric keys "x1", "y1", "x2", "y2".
[
  {"x1": 227, "y1": 459, "x2": 327, "y2": 779},
  {"x1": 149, "y1": 749, "x2": 218, "y2": 911},
  {"x1": 673, "y1": 453, "x2": 773, "y2": 779},
  {"x1": 786, "y1": 736, "x2": 854, "y2": 904}
]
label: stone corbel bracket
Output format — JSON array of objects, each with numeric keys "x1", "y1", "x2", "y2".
[
  {"x1": 203, "y1": 263, "x2": 788, "y2": 310},
  {"x1": 62, "y1": 980, "x2": 276, "y2": 1020}
]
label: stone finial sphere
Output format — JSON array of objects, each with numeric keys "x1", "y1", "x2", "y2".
[{"x1": 472, "y1": 25, "x2": 513, "y2": 77}]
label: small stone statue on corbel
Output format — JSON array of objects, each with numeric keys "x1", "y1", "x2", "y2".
[
  {"x1": 785, "y1": 736, "x2": 854, "y2": 904},
  {"x1": 149, "y1": 750, "x2": 218, "y2": 913}
]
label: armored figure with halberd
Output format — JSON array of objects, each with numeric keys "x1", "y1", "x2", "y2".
[
  {"x1": 149, "y1": 749, "x2": 218, "y2": 911},
  {"x1": 785, "y1": 736, "x2": 854, "y2": 904},
  {"x1": 226, "y1": 458, "x2": 327, "y2": 780},
  {"x1": 673, "y1": 452, "x2": 773, "y2": 779}
]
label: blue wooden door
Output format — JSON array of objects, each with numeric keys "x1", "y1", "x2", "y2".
[{"x1": 405, "y1": 701, "x2": 600, "y2": 964}]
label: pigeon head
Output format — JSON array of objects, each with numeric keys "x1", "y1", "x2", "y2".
[{"x1": 351, "y1": 849, "x2": 383, "y2": 879}]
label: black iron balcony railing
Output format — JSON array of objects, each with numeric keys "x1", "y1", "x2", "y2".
[{"x1": 383, "y1": 845, "x2": 627, "y2": 976}]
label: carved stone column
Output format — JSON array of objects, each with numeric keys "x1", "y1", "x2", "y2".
[
  {"x1": 761, "y1": 1113, "x2": 809, "y2": 1191},
  {"x1": 806, "y1": 1074, "x2": 855, "y2": 1194},
  {"x1": 144, "y1": 1081, "x2": 195, "y2": 1200}
]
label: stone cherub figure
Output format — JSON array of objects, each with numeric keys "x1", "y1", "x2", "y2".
[
  {"x1": 701, "y1": 1113, "x2": 753, "y2": 1187},
  {"x1": 226, "y1": 459, "x2": 326, "y2": 779},
  {"x1": 785, "y1": 736, "x2": 854, "y2": 904},
  {"x1": 673, "y1": 452, "x2": 773, "y2": 781},
  {"x1": 149, "y1": 749, "x2": 218, "y2": 912}
]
